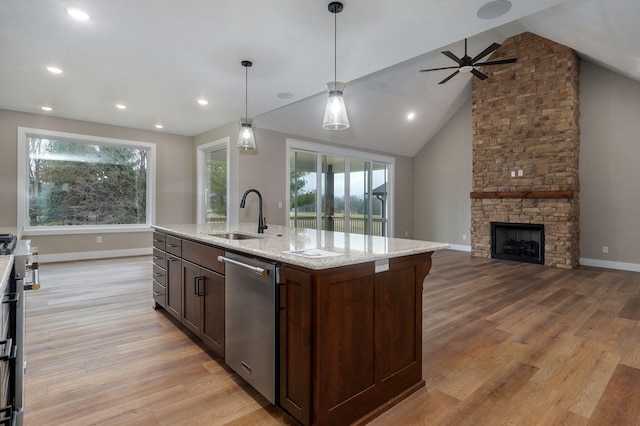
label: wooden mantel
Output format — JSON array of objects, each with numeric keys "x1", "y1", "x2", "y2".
[{"x1": 470, "y1": 190, "x2": 574, "y2": 200}]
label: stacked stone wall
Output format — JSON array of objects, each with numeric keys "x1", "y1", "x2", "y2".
[{"x1": 471, "y1": 32, "x2": 580, "y2": 268}]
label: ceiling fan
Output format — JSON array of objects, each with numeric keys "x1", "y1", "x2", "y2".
[{"x1": 420, "y1": 38, "x2": 517, "y2": 84}]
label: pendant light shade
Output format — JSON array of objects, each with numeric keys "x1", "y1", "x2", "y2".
[
  {"x1": 237, "y1": 60, "x2": 256, "y2": 150},
  {"x1": 323, "y1": 81, "x2": 349, "y2": 130},
  {"x1": 237, "y1": 122, "x2": 256, "y2": 150},
  {"x1": 323, "y1": 2, "x2": 350, "y2": 130}
]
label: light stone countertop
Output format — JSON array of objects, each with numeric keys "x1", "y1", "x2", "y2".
[
  {"x1": 0, "y1": 227, "x2": 19, "y2": 293},
  {"x1": 153, "y1": 223, "x2": 449, "y2": 270}
]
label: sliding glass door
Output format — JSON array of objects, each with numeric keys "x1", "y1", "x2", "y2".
[{"x1": 288, "y1": 141, "x2": 393, "y2": 237}]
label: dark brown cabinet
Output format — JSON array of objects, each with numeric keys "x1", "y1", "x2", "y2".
[
  {"x1": 152, "y1": 231, "x2": 225, "y2": 358},
  {"x1": 279, "y1": 252, "x2": 433, "y2": 426},
  {"x1": 152, "y1": 249, "x2": 167, "y2": 309},
  {"x1": 165, "y1": 254, "x2": 182, "y2": 321},
  {"x1": 182, "y1": 261, "x2": 225, "y2": 357}
]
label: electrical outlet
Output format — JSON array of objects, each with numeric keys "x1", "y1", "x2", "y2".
[
  {"x1": 462, "y1": 234, "x2": 467, "y2": 241},
  {"x1": 510, "y1": 171, "x2": 516, "y2": 177},
  {"x1": 602, "y1": 246, "x2": 608, "y2": 254},
  {"x1": 278, "y1": 201, "x2": 283, "y2": 209},
  {"x1": 518, "y1": 169, "x2": 523, "y2": 177},
  {"x1": 96, "y1": 236, "x2": 102, "y2": 244}
]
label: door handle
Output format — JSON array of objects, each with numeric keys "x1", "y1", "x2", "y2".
[
  {"x1": 195, "y1": 276, "x2": 204, "y2": 297},
  {"x1": 217, "y1": 256, "x2": 268, "y2": 276}
]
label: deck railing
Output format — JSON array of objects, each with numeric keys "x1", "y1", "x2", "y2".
[{"x1": 290, "y1": 215, "x2": 386, "y2": 236}]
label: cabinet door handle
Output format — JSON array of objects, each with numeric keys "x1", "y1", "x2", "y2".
[
  {"x1": 195, "y1": 276, "x2": 204, "y2": 297},
  {"x1": 153, "y1": 291, "x2": 164, "y2": 296},
  {"x1": 153, "y1": 239, "x2": 164, "y2": 243},
  {"x1": 168, "y1": 243, "x2": 179, "y2": 248},
  {"x1": 167, "y1": 258, "x2": 179, "y2": 262},
  {"x1": 153, "y1": 255, "x2": 164, "y2": 260},
  {"x1": 153, "y1": 272, "x2": 164, "y2": 277}
]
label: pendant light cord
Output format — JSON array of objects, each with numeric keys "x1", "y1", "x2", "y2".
[
  {"x1": 245, "y1": 65, "x2": 248, "y2": 123},
  {"x1": 334, "y1": 9, "x2": 337, "y2": 85}
]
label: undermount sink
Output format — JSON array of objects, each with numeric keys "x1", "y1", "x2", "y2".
[{"x1": 209, "y1": 232, "x2": 263, "y2": 240}]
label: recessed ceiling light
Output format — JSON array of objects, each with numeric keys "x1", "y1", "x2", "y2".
[
  {"x1": 47, "y1": 66, "x2": 63, "y2": 74},
  {"x1": 116, "y1": 104, "x2": 127, "y2": 110},
  {"x1": 197, "y1": 99, "x2": 209, "y2": 106},
  {"x1": 65, "y1": 7, "x2": 90, "y2": 21},
  {"x1": 407, "y1": 112, "x2": 416, "y2": 121},
  {"x1": 41, "y1": 106, "x2": 53, "y2": 112},
  {"x1": 277, "y1": 92, "x2": 294, "y2": 100},
  {"x1": 477, "y1": 0, "x2": 511, "y2": 20},
  {"x1": 155, "y1": 124, "x2": 164, "y2": 129}
]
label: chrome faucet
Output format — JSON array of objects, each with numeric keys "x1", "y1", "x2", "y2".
[{"x1": 240, "y1": 189, "x2": 268, "y2": 233}]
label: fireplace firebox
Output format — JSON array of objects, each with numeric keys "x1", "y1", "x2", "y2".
[{"x1": 491, "y1": 222, "x2": 544, "y2": 265}]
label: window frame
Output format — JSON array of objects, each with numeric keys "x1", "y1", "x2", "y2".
[
  {"x1": 196, "y1": 137, "x2": 237, "y2": 225},
  {"x1": 17, "y1": 127, "x2": 156, "y2": 235},
  {"x1": 286, "y1": 138, "x2": 395, "y2": 237}
]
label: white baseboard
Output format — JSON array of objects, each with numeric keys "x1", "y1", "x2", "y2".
[
  {"x1": 448, "y1": 244, "x2": 471, "y2": 252},
  {"x1": 39, "y1": 247, "x2": 152, "y2": 263},
  {"x1": 579, "y1": 258, "x2": 640, "y2": 272}
]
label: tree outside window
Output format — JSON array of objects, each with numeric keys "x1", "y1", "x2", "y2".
[{"x1": 28, "y1": 136, "x2": 149, "y2": 226}]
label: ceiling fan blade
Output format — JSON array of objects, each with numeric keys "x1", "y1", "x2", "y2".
[
  {"x1": 441, "y1": 51, "x2": 463, "y2": 65},
  {"x1": 470, "y1": 42, "x2": 501, "y2": 64},
  {"x1": 419, "y1": 65, "x2": 460, "y2": 72},
  {"x1": 471, "y1": 69, "x2": 489, "y2": 80},
  {"x1": 438, "y1": 70, "x2": 459, "y2": 84},
  {"x1": 474, "y1": 57, "x2": 518, "y2": 66}
]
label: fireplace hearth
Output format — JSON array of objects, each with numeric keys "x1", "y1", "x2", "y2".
[{"x1": 491, "y1": 222, "x2": 544, "y2": 265}]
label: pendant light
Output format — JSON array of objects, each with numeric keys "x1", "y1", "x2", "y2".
[
  {"x1": 237, "y1": 60, "x2": 256, "y2": 150},
  {"x1": 323, "y1": 2, "x2": 350, "y2": 130}
]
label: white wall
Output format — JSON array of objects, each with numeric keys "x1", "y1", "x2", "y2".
[
  {"x1": 195, "y1": 125, "x2": 415, "y2": 236},
  {"x1": 579, "y1": 62, "x2": 640, "y2": 267},
  {"x1": 0, "y1": 109, "x2": 194, "y2": 260},
  {"x1": 412, "y1": 99, "x2": 472, "y2": 248}
]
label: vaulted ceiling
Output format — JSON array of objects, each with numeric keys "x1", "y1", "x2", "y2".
[{"x1": 1, "y1": 0, "x2": 639, "y2": 157}]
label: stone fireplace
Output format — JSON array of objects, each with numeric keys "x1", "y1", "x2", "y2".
[{"x1": 470, "y1": 32, "x2": 580, "y2": 268}]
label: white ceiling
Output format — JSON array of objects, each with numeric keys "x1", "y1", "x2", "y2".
[{"x1": 1, "y1": 0, "x2": 639, "y2": 157}]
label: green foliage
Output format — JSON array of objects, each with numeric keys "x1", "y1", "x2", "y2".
[
  {"x1": 207, "y1": 160, "x2": 227, "y2": 216},
  {"x1": 290, "y1": 170, "x2": 316, "y2": 209},
  {"x1": 28, "y1": 138, "x2": 148, "y2": 226}
]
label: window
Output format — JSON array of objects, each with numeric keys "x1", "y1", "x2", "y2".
[
  {"x1": 18, "y1": 128, "x2": 155, "y2": 233},
  {"x1": 287, "y1": 139, "x2": 394, "y2": 237},
  {"x1": 197, "y1": 138, "x2": 230, "y2": 224}
]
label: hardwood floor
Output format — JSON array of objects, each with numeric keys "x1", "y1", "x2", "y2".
[{"x1": 24, "y1": 251, "x2": 640, "y2": 425}]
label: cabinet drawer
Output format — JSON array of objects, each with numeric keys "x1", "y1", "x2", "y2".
[
  {"x1": 152, "y1": 264, "x2": 166, "y2": 286},
  {"x1": 152, "y1": 232, "x2": 166, "y2": 250},
  {"x1": 152, "y1": 248, "x2": 167, "y2": 269},
  {"x1": 166, "y1": 235, "x2": 182, "y2": 257},
  {"x1": 182, "y1": 239, "x2": 224, "y2": 275},
  {"x1": 153, "y1": 280, "x2": 166, "y2": 309}
]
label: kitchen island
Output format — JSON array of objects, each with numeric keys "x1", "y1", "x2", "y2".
[{"x1": 152, "y1": 223, "x2": 448, "y2": 425}]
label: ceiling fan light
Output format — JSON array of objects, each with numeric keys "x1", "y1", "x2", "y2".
[
  {"x1": 237, "y1": 122, "x2": 256, "y2": 150},
  {"x1": 323, "y1": 82, "x2": 349, "y2": 130},
  {"x1": 459, "y1": 65, "x2": 474, "y2": 73}
]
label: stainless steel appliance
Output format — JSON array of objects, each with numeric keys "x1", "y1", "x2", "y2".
[
  {"x1": 1, "y1": 238, "x2": 39, "y2": 426},
  {"x1": 218, "y1": 252, "x2": 279, "y2": 404}
]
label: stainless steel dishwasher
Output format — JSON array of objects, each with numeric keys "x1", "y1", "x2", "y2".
[{"x1": 218, "y1": 252, "x2": 280, "y2": 404}]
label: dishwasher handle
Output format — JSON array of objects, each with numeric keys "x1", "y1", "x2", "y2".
[{"x1": 217, "y1": 256, "x2": 269, "y2": 276}]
